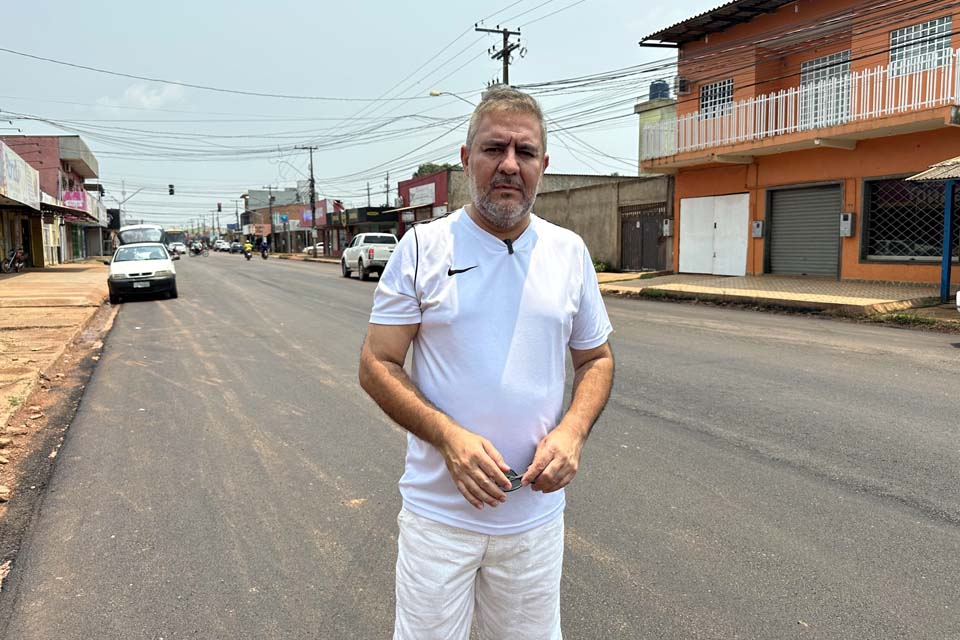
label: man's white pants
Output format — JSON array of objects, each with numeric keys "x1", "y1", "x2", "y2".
[{"x1": 394, "y1": 507, "x2": 564, "y2": 640}]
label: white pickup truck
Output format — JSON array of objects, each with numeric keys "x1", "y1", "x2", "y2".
[{"x1": 341, "y1": 232, "x2": 398, "y2": 281}]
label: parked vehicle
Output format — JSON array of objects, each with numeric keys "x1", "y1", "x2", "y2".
[
  {"x1": 1, "y1": 247, "x2": 28, "y2": 273},
  {"x1": 341, "y1": 232, "x2": 397, "y2": 280},
  {"x1": 105, "y1": 242, "x2": 178, "y2": 304},
  {"x1": 230, "y1": 242, "x2": 242, "y2": 253},
  {"x1": 214, "y1": 239, "x2": 230, "y2": 251},
  {"x1": 303, "y1": 243, "x2": 325, "y2": 257}
]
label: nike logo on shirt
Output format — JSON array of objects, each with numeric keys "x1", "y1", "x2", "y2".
[{"x1": 447, "y1": 265, "x2": 478, "y2": 276}]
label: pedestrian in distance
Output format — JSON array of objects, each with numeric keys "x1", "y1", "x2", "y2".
[{"x1": 358, "y1": 85, "x2": 615, "y2": 640}]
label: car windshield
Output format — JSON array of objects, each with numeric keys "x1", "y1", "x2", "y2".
[
  {"x1": 118, "y1": 228, "x2": 163, "y2": 244},
  {"x1": 366, "y1": 235, "x2": 396, "y2": 245},
  {"x1": 114, "y1": 246, "x2": 168, "y2": 262}
]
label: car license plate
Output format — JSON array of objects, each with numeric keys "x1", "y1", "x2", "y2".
[{"x1": 133, "y1": 281, "x2": 150, "y2": 288}]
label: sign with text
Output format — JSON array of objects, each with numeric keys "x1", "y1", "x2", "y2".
[
  {"x1": 409, "y1": 183, "x2": 436, "y2": 207},
  {"x1": 63, "y1": 190, "x2": 88, "y2": 211},
  {"x1": 0, "y1": 141, "x2": 41, "y2": 210}
]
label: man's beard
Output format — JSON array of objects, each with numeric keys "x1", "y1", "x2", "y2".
[{"x1": 468, "y1": 172, "x2": 540, "y2": 230}]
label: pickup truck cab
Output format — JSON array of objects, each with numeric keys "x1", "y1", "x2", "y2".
[{"x1": 341, "y1": 232, "x2": 398, "y2": 281}]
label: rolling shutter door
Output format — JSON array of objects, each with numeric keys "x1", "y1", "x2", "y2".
[{"x1": 769, "y1": 186, "x2": 840, "y2": 277}]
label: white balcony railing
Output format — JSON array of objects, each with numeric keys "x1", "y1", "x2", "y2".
[{"x1": 642, "y1": 49, "x2": 960, "y2": 161}]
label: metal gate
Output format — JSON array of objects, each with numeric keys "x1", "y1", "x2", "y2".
[
  {"x1": 769, "y1": 186, "x2": 841, "y2": 277},
  {"x1": 620, "y1": 203, "x2": 666, "y2": 271}
]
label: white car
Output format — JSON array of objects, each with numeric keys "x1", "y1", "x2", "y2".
[
  {"x1": 167, "y1": 242, "x2": 188, "y2": 255},
  {"x1": 105, "y1": 242, "x2": 178, "y2": 305},
  {"x1": 302, "y1": 242, "x2": 325, "y2": 256},
  {"x1": 215, "y1": 239, "x2": 230, "y2": 251},
  {"x1": 341, "y1": 233, "x2": 397, "y2": 280}
]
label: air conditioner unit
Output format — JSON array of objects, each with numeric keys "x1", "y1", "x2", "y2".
[
  {"x1": 394, "y1": 197, "x2": 404, "y2": 207},
  {"x1": 674, "y1": 76, "x2": 691, "y2": 95}
]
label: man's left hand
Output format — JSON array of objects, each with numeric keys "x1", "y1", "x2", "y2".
[{"x1": 521, "y1": 426, "x2": 586, "y2": 493}]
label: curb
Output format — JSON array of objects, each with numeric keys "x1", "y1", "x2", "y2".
[{"x1": 599, "y1": 285, "x2": 942, "y2": 317}]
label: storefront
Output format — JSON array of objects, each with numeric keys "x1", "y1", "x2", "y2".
[
  {"x1": 323, "y1": 206, "x2": 395, "y2": 257},
  {"x1": 0, "y1": 140, "x2": 43, "y2": 266}
]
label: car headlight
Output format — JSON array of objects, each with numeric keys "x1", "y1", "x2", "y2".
[
  {"x1": 154, "y1": 270, "x2": 173, "y2": 276},
  {"x1": 109, "y1": 273, "x2": 131, "y2": 280}
]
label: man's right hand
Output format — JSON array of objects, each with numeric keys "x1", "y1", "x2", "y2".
[{"x1": 438, "y1": 428, "x2": 513, "y2": 510}]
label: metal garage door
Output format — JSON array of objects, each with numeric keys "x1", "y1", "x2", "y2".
[{"x1": 769, "y1": 186, "x2": 840, "y2": 277}]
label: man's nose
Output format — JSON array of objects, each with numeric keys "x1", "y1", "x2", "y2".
[{"x1": 498, "y1": 147, "x2": 520, "y2": 174}]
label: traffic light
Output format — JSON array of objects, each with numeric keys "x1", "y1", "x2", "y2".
[
  {"x1": 217, "y1": 202, "x2": 222, "y2": 212},
  {"x1": 168, "y1": 184, "x2": 175, "y2": 195}
]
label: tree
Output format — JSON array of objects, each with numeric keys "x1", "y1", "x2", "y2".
[{"x1": 413, "y1": 163, "x2": 457, "y2": 178}]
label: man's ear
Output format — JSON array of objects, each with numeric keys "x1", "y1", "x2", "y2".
[
  {"x1": 542, "y1": 153, "x2": 550, "y2": 174},
  {"x1": 460, "y1": 144, "x2": 470, "y2": 173}
]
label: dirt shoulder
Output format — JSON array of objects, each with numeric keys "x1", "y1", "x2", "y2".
[{"x1": 0, "y1": 303, "x2": 117, "y2": 591}]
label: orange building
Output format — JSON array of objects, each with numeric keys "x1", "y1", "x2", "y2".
[{"x1": 639, "y1": 0, "x2": 960, "y2": 284}]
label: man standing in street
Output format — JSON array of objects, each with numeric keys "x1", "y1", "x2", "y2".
[{"x1": 358, "y1": 85, "x2": 614, "y2": 639}]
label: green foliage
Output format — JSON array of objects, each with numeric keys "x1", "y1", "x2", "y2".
[
  {"x1": 592, "y1": 259, "x2": 609, "y2": 273},
  {"x1": 413, "y1": 163, "x2": 457, "y2": 178}
]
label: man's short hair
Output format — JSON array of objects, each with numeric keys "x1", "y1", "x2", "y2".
[{"x1": 465, "y1": 85, "x2": 547, "y2": 152}]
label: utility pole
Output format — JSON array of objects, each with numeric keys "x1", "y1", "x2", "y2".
[
  {"x1": 367, "y1": 182, "x2": 371, "y2": 207},
  {"x1": 234, "y1": 200, "x2": 240, "y2": 240},
  {"x1": 475, "y1": 25, "x2": 524, "y2": 85},
  {"x1": 384, "y1": 171, "x2": 390, "y2": 207},
  {"x1": 296, "y1": 145, "x2": 319, "y2": 249},
  {"x1": 262, "y1": 185, "x2": 275, "y2": 247}
]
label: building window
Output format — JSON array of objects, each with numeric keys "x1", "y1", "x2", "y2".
[
  {"x1": 799, "y1": 50, "x2": 851, "y2": 129},
  {"x1": 864, "y1": 179, "x2": 959, "y2": 261},
  {"x1": 699, "y1": 78, "x2": 733, "y2": 117},
  {"x1": 889, "y1": 16, "x2": 952, "y2": 76}
]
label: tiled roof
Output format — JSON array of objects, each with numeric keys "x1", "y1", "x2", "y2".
[
  {"x1": 640, "y1": 0, "x2": 795, "y2": 46},
  {"x1": 908, "y1": 156, "x2": 960, "y2": 181}
]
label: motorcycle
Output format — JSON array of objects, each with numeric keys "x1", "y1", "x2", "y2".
[
  {"x1": 244, "y1": 249, "x2": 252, "y2": 261},
  {"x1": 260, "y1": 247, "x2": 269, "y2": 260},
  {"x1": 1, "y1": 247, "x2": 28, "y2": 273}
]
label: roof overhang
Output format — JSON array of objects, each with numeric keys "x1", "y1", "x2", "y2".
[
  {"x1": 908, "y1": 156, "x2": 960, "y2": 181},
  {"x1": 640, "y1": 0, "x2": 795, "y2": 47},
  {"x1": 58, "y1": 136, "x2": 99, "y2": 179}
]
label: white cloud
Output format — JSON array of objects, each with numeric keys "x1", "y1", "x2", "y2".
[{"x1": 97, "y1": 83, "x2": 186, "y2": 110}]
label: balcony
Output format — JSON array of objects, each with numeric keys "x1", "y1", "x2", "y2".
[{"x1": 642, "y1": 49, "x2": 960, "y2": 167}]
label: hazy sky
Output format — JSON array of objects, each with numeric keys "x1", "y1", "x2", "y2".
[{"x1": 1, "y1": 0, "x2": 716, "y2": 226}]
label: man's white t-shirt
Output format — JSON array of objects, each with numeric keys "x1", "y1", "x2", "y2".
[{"x1": 369, "y1": 208, "x2": 612, "y2": 535}]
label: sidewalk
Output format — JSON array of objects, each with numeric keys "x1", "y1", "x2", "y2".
[
  {"x1": 599, "y1": 272, "x2": 958, "y2": 318},
  {"x1": 0, "y1": 264, "x2": 108, "y2": 433},
  {"x1": 277, "y1": 252, "x2": 956, "y2": 318}
]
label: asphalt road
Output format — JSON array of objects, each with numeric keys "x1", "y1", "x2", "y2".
[{"x1": 2, "y1": 252, "x2": 960, "y2": 639}]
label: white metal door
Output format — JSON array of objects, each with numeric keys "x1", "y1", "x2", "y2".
[
  {"x1": 712, "y1": 193, "x2": 749, "y2": 276},
  {"x1": 679, "y1": 196, "x2": 715, "y2": 274}
]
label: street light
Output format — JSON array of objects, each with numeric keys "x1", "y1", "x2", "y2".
[{"x1": 428, "y1": 90, "x2": 476, "y2": 107}]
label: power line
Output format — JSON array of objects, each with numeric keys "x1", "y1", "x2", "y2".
[{"x1": 0, "y1": 46, "x2": 436, "y2": 102}]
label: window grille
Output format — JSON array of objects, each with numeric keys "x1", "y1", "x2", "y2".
[
  {"x1": 890, "y1": 16, "x2": 952, "y2": 77},
  {"x1": 699, "y1": 78, "x2": 733, "y2": 118},
  {"x1": 800, "y1": 50, "x2": 851, "y2": 129},
  {"x1": 864, "y1": 179, "x2": 960, "y2": 261}
]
